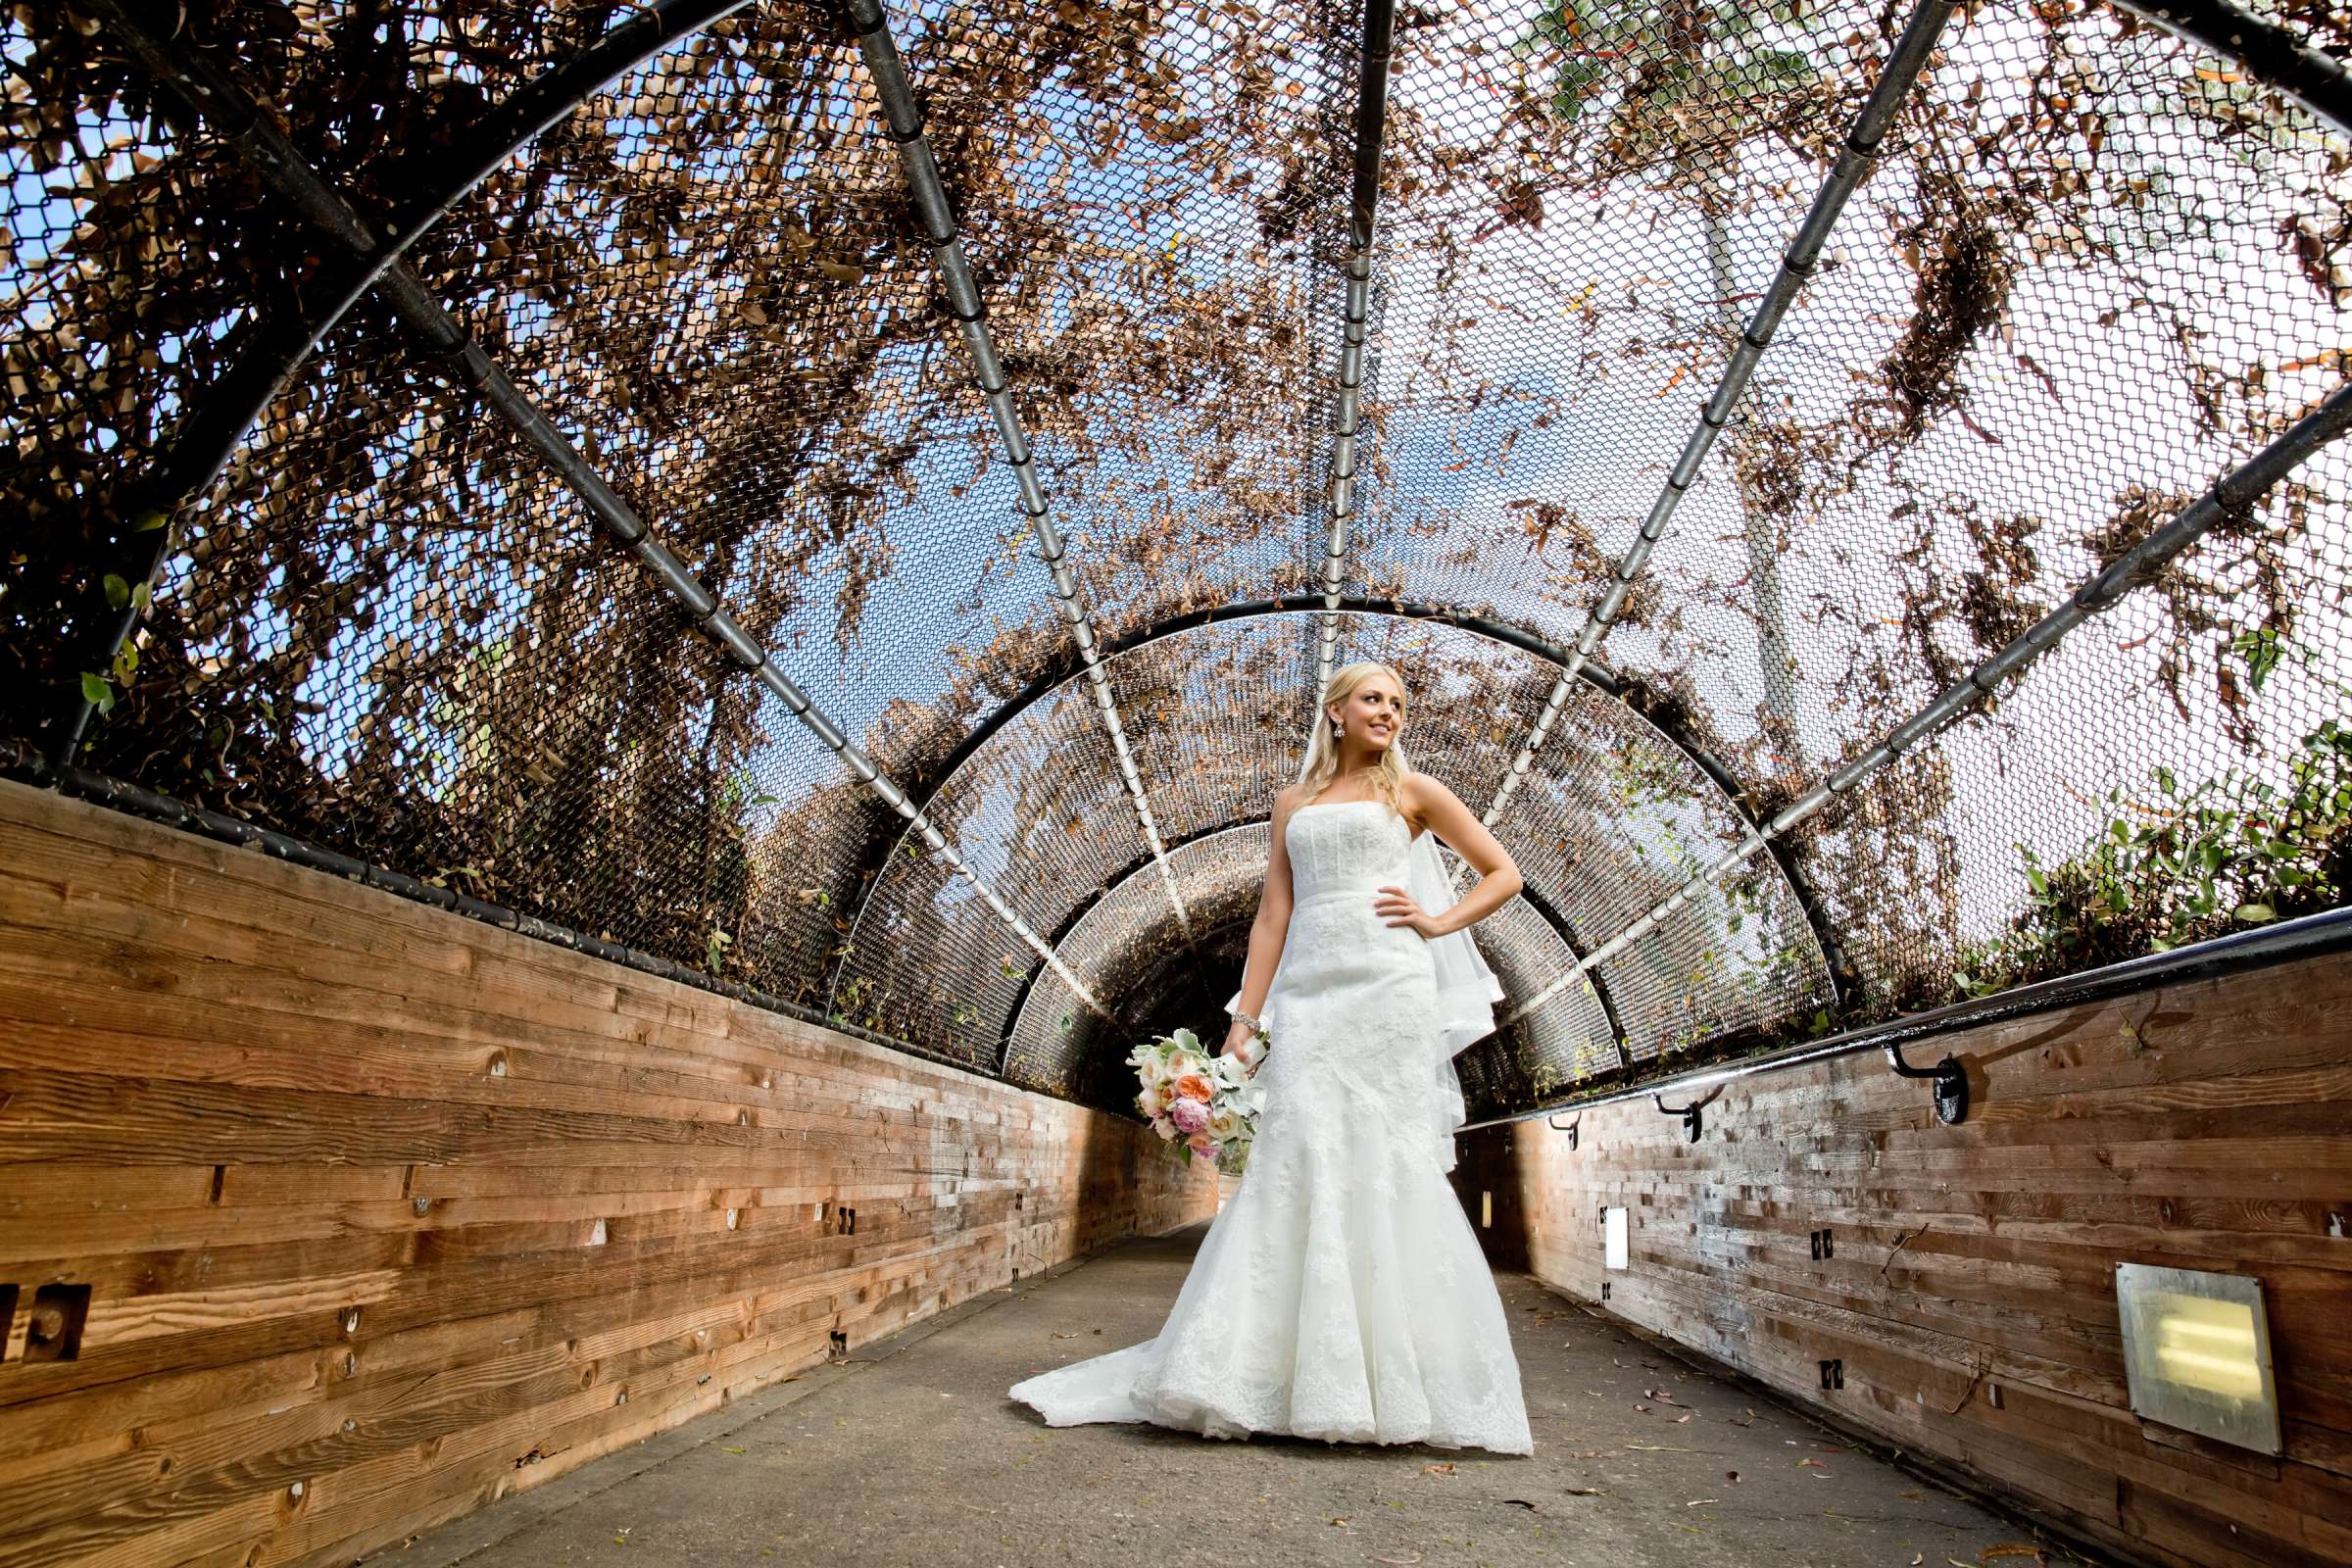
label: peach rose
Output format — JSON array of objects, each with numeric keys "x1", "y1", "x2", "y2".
[{"x1": 1171, "y1": 1073, "x2": 1214, "y2": 1102}]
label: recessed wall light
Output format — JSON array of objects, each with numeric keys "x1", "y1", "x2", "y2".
[{"x1": 2116, "y1": 1263, "x2": 2281, "y2": 1456}]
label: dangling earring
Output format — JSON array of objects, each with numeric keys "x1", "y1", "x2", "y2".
[{"x1": 1331, "y1": 720, "x2": 1343, "y2": 740}]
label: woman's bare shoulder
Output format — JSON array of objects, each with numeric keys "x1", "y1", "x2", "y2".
[{"x1": 1401, "y1": 771, "x2": 1459, "y2": 811}]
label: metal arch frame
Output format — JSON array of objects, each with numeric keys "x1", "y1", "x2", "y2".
[
  {"x1": 840, "y1": 0, "x2": 1198, "y2": 960},
  {"x1": 1506, "y1": 877, "x2": 1632, "y2": 1054},
  {"x1": 823, "y1": 593, "x2": 1847, "y2": 1043},
  {"x1": 87, "y1": 0, "x2": 1115, "y2": 1025},
  {"x1": 53, "y1": 0, "x2": 760, "y2": 765},
  {"x1": 1608, "y1": 681, "x2": 1854, "y2": 1003},
  {"x1": 998, "y1": 820, "x2": 1267, "y2": 1081},
  {"x1": 995, "y1": 811, "x2": 1635, "y2": 1077}
]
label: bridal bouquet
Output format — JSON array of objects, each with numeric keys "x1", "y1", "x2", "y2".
[{"x1": 1128, "y1": 1026, "x2": 1266, "y2": 1172}]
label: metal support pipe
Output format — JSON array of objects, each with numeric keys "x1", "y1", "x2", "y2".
[
  {"x1": 1484, "y1": 0, "x2": 1957, "y2": 827},
  {"x1": 90, "y1": 0, "x2": 1114, "y2": 1025},
  {"x1": 840, "y1": 0, "x2": 1196, "y2": 964},
  {"x1": 1501, "y1": 377, "x2": 2352, "y2": 1029},
  {"x1": 853, "y1": 593, "x2": 1842, "y2": 1034},
  {"x1": 1312, "y1": 0, "x2": 1400, "y2": 699},
  {"x1": 1510, "y1": 878, "x2": 1633, "y2": 1051},
  {"x1": 52, "y1": 0, "x2": 758, "y2": 765},
  {"x1": 2107, "y1": 0, "x2": 2352, "y2": 138}
]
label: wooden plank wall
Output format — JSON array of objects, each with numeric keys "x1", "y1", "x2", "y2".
[
  {"x1": 1455, "y1": 950, "x2": 2352, "y2": 1568},
  {"x1": 0, "y1": 779, "x2": 1218, "y2": 1568}
]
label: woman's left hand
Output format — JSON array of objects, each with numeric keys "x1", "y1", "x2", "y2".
[{"x1": 1373, "y1": 885, "x2": 1442, "y2": 939}]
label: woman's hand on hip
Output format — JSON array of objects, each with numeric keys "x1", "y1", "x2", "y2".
[{"x1": 1373, "y1": 884, "x2": 1440, "y2": 938}]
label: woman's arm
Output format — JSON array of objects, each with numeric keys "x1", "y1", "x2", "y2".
[
  {"x1": 1223, "y1": 787, "x2": 1299, "y2": 1057},
  {"x1": 1387, "y1": 774, "x2": 1523, "y2": 936}
]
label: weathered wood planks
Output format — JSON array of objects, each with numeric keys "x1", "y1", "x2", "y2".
[
  {"x1": 1459, "y1": 949, "x2": 2352, "y2": 1568},
  {"x1": 0, "y1": 780, "x2": 1217, "y2": 1567}
]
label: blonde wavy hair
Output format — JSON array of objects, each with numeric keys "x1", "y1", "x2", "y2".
[{"x1": 1296, "y1": 661, "x2": 1415, "y2": 819}]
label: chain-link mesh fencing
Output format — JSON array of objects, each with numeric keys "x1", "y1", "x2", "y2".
[{"x1": 5, "y1": 0, "x2": 2347, "y2": 1124}]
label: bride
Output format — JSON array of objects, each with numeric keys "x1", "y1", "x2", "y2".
[{"x1": 1007, "y1": 661, "x2": 1535, "y2": 1455}]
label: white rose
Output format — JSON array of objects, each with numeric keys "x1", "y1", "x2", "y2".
[
  {"x1": 1139, "y1": 1083, "x2": 1165, "y2": 1118},
  {"x1": 1207, "y1": 1106, "x2": 1246, "y2": 1143}
]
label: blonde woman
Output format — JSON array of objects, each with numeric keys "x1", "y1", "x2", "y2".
[{"x1": 1011, "y1": 662, "x2": 1533, "y2": 1455}]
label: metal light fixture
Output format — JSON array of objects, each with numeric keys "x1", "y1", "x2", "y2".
[{"x1": 2115, "y1": 1263, "x2": 2282, "y2": 1455}]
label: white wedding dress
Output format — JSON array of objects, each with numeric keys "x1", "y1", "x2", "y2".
[{"x1": 1006, "y1": 799, "x2": 1534, "y2": 1454}]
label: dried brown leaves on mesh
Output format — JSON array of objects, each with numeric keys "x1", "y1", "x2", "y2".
[{"x1": 1867, "y1": 172, "x2": 2020, "y2": 448}]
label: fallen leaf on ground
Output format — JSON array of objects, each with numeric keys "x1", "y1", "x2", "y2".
[
  {"x1": 1562, "y1": 1487, "x2": 1608, "y2": 1496},
  {"x1": 1372, "y1": 1556, "x2": 1423, "y2": 1565},
  {"x1": 1686, "y1": 1498, "x2": 1720, "y2": 1506},
  {"x1": 1501, "y1": 1498, "x2": 1544, "y2": 1510},
  {"x1": 1425, "y1": 1462, "x2": 1456, "y2": 1475},
  {"x1": 1726, "y1": 1471, "x2": 1740, "y2": 1483},
  {"x1": 1051, "y1": 1332, "x2": 1077, "y2": 1340},
  {"x1": 721, "y1": 1446, "x2": 748, "y2": 1455},
  {"x1": 1673, "y1": 1414, "x2": 1692, "y2": 1424},
  {"x1": 1727, "y1": 1408, "x2": 1756, "y2": 1426}
]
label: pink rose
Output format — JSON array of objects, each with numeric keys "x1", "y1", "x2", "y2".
[
  {"x1": 1168, "y1": 1097, "x2": 1210, "y2": 1135},
  {"x1": 1187, "y1": 1132, "x2": 1216, "y2": 1156}
]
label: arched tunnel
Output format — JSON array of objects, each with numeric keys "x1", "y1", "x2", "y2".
[{"x1": 4, "y1": 0, "x2": 2351, "y2": 1562}]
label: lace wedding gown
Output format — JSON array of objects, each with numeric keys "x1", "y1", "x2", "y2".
[{"x1": 1006, "y1": 799, "x2": 1533, "y2": 1454}]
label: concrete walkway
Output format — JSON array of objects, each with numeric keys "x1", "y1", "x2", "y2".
[{"x1": 387, "y1": 1221, "x2": 2097, "y2": 1568}]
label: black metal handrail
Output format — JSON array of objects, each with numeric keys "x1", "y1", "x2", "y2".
[{"x1": 1459, "y1": 903, "x2": 2352, "y2": 1133}]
